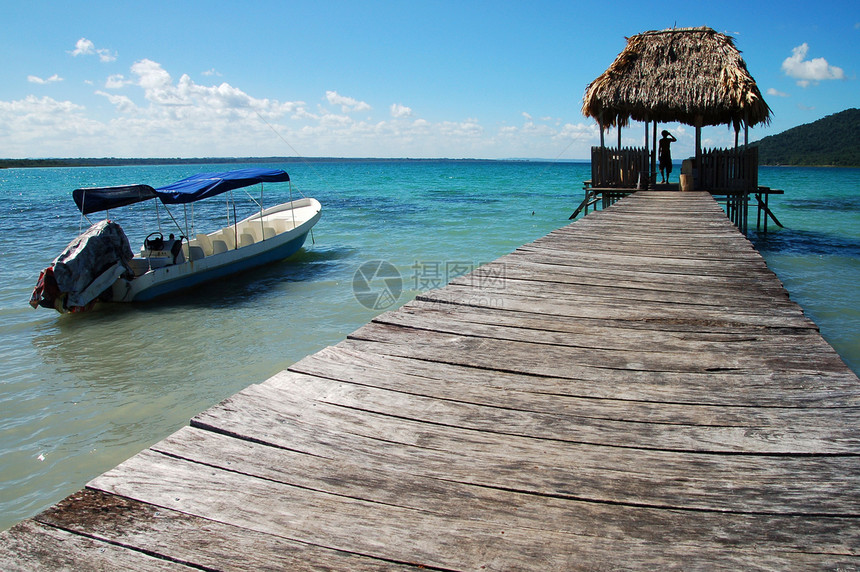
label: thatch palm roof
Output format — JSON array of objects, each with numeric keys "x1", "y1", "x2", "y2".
[{"x1": 582, "y1": 27, "x2": 771, "y2": 130}]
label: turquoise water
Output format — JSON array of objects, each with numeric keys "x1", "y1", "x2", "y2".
[{"x1": 0, "y1": 161, "x2": 857, "y2": 531}]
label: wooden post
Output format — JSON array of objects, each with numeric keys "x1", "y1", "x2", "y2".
[
  {"x1": 652, "y1": 122, "x2": 657, "y2": 186},
  {"x1": 599, "y1": 111, "x2": 605, "y2": 149},
  {"x1": 695, "y1": 116, "x2": 703, "y2": 190},
  {"x1": 643, "y1": 119, "x2": 649, "y2": 190}
]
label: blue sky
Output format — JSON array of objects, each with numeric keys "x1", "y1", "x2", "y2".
[{"x1": 2, "y1": 0, "x2": 857, "y2": 160}]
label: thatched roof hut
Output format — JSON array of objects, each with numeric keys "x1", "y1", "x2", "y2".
[{"x1": 582, "y1": 26, "x2": 771, "y2": 131}]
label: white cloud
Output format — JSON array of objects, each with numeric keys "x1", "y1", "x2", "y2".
[
  {"x1": 390, "y1": 103, "x2": 412, "y2": 118},
  {"x1": 2, "y1": 57, "x2": 621, "y2": 159},
  {"x1": 325, "y1": 90, "x2": 371, "y2": 113},
  {"x1": 0, "y1": 95, "x2": 106, "y2": 156},
  {"x1": 95, "y1": 91, "x2": 137, "y2": 113},
  {"x1": 69, "y1": 38, "x2": 117, "y2": 63},
  {"x1": 121, "y1": 59, "x2": 306, "y2": 123},
  {"x1": 69, "y1": 38, "x2": 95, "y2": 56},
  {"x1": 766, "y1": 88, "x2": 789, "y2": 97},
  {"x1": 28, "y1": 74, "x2": 63, "y2": 84},
  {"x1": 555, "y1": 122, "x2": 597, "y2": 141},
  {"x1": 0, "y1": 94, "x2": 84, "y2": 116},
  {"x1": 781, "y1": 43, "x2": 844, "y2": 87},
  {"x1": 132, "y1": 59, "x2": 174, "y2": 97},
  {"x1": 105, "y1": 74, "x2": 129, "y2": 89},
  {"x1": 202, "y1": 68, "x2": 222, "y2": 77}
]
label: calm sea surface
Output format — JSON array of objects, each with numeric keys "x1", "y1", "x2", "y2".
[{"x1": 1, "y1": 161, "x2": 858, "y2": 531}]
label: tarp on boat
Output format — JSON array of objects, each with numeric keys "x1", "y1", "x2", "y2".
[
  {"x1": 73, "y1": 185, "x2": 158, "y2": 215},
  {"x1": 31, "y1": 219, "x2": 135, "y2": 312},
  {"x1": 154, "y1": 168, "x2": 290, "y2": 204}
]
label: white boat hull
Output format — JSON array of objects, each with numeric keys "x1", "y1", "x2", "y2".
[{"x1": 111, "y1": 197, "x2": 321, "y2": 302}]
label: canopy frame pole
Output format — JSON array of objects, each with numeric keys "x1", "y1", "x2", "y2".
[
  {"x1": 231, "y1": 191, "x2": 238, "y2": 250},
  {"x1": 259, "y1": 183, "x2": 266, "y2": 241},
  {"x1": 289, "y1": 181, "x2": 297, "y2": 229},
  {"x1": 159, "y1": 204, "x2": 185, "y2": 237}
]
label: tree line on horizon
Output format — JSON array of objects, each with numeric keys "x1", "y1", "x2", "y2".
[
  {"x1": 0, "y1": 156, "x2": 512, "y2": 169},
  {"x1": 749, "y1": 108, "x2": 860, "y2": 167}
]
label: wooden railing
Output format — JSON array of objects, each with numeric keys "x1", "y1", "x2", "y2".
[
  {"x1": 700, "y1": 147, "x2": 758, "y2": 192},
  {"x1": 591, "y1": 147, "x2": 649, "y2": 188},
  {"x1": 590, "y1": 146, "x2": 758, "y2": 192},
  {"x1": 581, "y1": 146, "x2": 776, "y2": 235}
]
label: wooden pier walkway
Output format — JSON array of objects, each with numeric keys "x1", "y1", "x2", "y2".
[{"x1": 2, "y1": 191, "x2": 859, "y2": 570}]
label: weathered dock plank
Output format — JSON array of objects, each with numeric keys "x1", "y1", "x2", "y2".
[{"x1": 2, "y1": 190, "x2": 858, "y2": 570}]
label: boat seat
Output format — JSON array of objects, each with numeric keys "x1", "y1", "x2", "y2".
[
  {"x1": 263, "y1": 226, "x2": 276, "y2": 240},
  {"x1": 217, "y1": 229, "x2": 237, "y2": 249},
  {"x1": 195, "y1": 233, "x2": 214, "y2": 256},
  {"x1": 276, "y1": 219, "x2": 296, "y2": 233},
  {"x1": 239, "y1": 233, "x2": 255, "y2": 248},
  {"x1": 234, "y1": 222, "x2": 251, "y2": 239},
  {"x1": 269, "y1": 219, "x2": 287, "y2": 233},
  {"x1": 188, "y1": 246, "x2": 205, "y2": 260},
  {"x1": 245, "y1": 225, "x2": 265, "y2": 243},
  {"x1": 212, "y1": 240, "x2": 228, "y2": 255}
]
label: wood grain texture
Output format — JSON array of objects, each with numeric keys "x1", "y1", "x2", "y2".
[{"x1": 2, "y1": 190, "x2": 858, "y2": 570}]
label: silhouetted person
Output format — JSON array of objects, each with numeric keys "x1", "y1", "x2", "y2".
[{"x1": 659, "y1": 130, "x2": 677, "y2": 184}]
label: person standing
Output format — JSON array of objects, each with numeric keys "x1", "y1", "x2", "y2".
[{"x1": 659, "y1": 130, "x2": 677, "y2": 184}]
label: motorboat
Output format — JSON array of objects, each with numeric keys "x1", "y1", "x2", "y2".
[{"x1": 30, "y1": 168, "x2": 321, "y2": 313}]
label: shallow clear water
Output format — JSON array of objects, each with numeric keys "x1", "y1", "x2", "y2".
[{"x1": 0, "y1": 161, "x2": 857, "y2": 531}]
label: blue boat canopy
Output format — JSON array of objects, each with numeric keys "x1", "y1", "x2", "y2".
[
  {"x1": 73, "y1": 185, "x2": 158, "y2": 215},
  {"x1": 154, "y1": 168, "x2": 290, "y2": 205},
  {"x1": 72, "y1": 168, "x2": 290, "y2": 213}
]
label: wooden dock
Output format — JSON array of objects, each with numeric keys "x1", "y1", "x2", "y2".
[{"x1": 2, "y1": 190, "x2": 859, "y2": 570}]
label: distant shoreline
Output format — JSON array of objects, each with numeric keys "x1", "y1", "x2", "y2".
[
  {"x1": 3, "y1": 157, "x2": 856, "y2": 170},
  {"x1": 0, "y1": 157, "x2": 589, "y2": 169}
]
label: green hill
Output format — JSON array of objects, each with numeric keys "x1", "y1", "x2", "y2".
[{"x1": 750, "y1": 108, "x2": 860, "y2": 167}]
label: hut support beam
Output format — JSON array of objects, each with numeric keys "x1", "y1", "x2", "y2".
[
  {"x1": 644, "y1": 120, "x2": 650, "y2": 189},
  {"x1": 652, "y1": 122, "x2": 657, "y2": 186},
  {"x1": 599, "y1": 112, "x2": 605, "y2": 149},
  {"x1": 695, "y1": 116, "x2": 703, "y2": 190}
]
